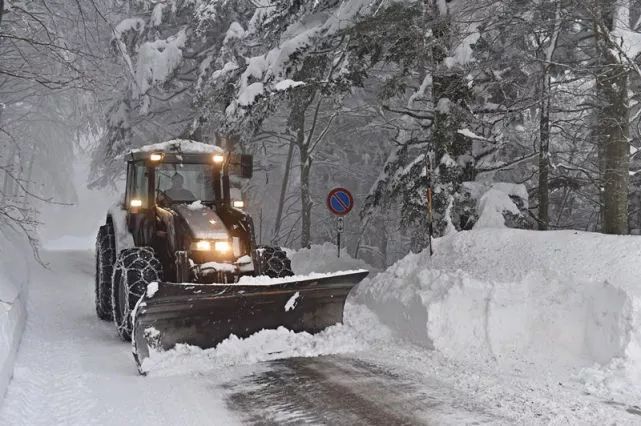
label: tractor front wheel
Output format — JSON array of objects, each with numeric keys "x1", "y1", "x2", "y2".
[{"x1": 111, "y1": 247, "x2": 163, "y2": 341}]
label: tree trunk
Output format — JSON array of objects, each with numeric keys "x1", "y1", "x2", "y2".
[
  {"x1": 2, "y1": 146, "x2": 17, "y2": 200},
  {"x1": 430, "y1": 2, "x2": 473, "y2": 236},
  {"x1": 21, "y1": 150, "x2": 35, "y2": 210},
  {"x1": 290, "y1": 108, "x2": 313, "y2": 248},
  {"x1": 538, "y1": 75, "x2": 551, "y2": 230},
  {"x1": 594, "y1": 1, "x2": 630, "y2": 234},
  {"x1": 271, "y1": 141, "x2": 295, "y2": 244},
  {"x1": 538, "y1": 0, "x2": 561, "y2": 230},
  {"x1": 299, "y1": 142, "x2": 312, "y2": 249},
  {"x1": 380, "y1": 218, "x2": 388, "y2": 268},
  {"x1": 598, "y1": 63, "x2": 629, "y2": 234}
]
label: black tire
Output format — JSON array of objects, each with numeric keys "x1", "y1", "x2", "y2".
[
  {"x1": 111, "y1": 247, "x2": 163, "y2": 341},
  {"x1": 255, "y1": 246, "x2": 294, "y2": 278},
  {"x1": 95, "y1": 224, "x2": 115, "y2": 321}
]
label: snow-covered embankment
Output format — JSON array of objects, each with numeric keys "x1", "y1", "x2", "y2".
[
  {"x1": 354, "y1": 229, "x2": 641, "y2": 400},
  {"x1": 0, "y1": 233, "x2": 30, "y2": 398}
]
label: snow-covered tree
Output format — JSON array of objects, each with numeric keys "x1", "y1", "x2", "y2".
[
  {"x1": 89, "y1": 0, "x2": 641, "y2": 259},
  {"x1": 1, "y1": 0, "x2": 119, "y2": 248}
]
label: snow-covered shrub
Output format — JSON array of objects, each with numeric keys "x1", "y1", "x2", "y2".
[{"x1": 464, "y1": 182, "x2": 531, "y2": 230}]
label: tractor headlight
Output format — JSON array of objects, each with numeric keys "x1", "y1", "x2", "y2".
[
  {"x1": 194, "y1": 240, "x2": 211, "y2": 251},
  {"x1": 232, "y1": 200, "x2": 245, "y2": 209},
  {"x1": 192, "y1": 240, "x2": 231, "y2": 253},
  {"x1": 212, "y1": 154, "x2": 225, "y2": 164},
  {"x1": 214, "y1": 241, "x2": 231, "y2": 253},
  {"x1": 130, "y1": 199, "x2": 143, "y2": 208},
  {"x1": 149, "y1": 153, "x2": 164, "y2": 162}
]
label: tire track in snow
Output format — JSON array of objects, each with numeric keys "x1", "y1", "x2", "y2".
[{"x1": 221, "y1": 355, "x2": 501, "y2": 425}]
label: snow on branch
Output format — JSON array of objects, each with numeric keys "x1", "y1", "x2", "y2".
[{"x1": 134, "y1": 29, "x2": 188, "y2": 110}]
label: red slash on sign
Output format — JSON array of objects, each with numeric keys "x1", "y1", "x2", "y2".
[{"x1": 326, "y1": 188, "x2": 354, "y2": 216}]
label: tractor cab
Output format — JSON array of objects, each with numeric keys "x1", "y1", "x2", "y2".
[
  {"x1": 121, "y1": 140, "x2": 254, "y2": 283},
  {"x1": 124, "y1": 140, "x2": 252, "y2": 213}
]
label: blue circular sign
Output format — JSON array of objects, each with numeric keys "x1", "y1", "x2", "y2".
[{"x1": 327, "y1": 188, "x2": 354, "y2": 216}]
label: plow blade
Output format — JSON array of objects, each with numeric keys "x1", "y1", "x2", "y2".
[{"x1": 132, "y1": 270, "x2": 369, "y2": 372}]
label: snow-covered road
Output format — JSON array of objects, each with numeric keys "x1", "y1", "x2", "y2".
[
  {"x1": 0, "y1": 250, "x2": 237, "y2": 425},
  {"x1": 2, "y1": 248, "x2": 641, "y2": 425},
  {"x1": 0, "y1": 249, "x2": 500, "y2": 425}
]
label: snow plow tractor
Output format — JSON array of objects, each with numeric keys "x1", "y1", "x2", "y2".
[{"x1": 94, "y1": 140, "x2": 368, "y2": 373}]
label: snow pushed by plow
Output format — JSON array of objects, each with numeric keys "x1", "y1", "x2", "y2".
[
  {"x1": 355, "y1": 229, "x2": 641, "y2": 402},
  {"x1": 140, "y1": 243, "x2": 386, "y2": 376},
  {"x1": 139, "y1": 304, "x2": 389, "y2": 377}
]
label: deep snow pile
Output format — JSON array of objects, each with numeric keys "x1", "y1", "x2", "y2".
[
  {"x1": 354, "y1": 228, "x2": 641, "y2": 402},
  {"x1": 0, "y1": 232, "x2": 30, "y2": 398}
]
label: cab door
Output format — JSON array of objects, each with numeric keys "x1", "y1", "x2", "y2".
[
  {"x1": 125, "y1": 161, "x2": 149, "y2": 210},
  {"x1": 125, "y1": 161, "x2": 152, "y2": 245}
]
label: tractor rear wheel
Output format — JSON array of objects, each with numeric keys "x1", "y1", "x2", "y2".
[
  {"x1": 255, "y1": 246, "x2": 294, "y2": 278},
  {"x1": 95, "y1": 224, "x2": 115, "y2": 321},
  {"x1": 111, "y1": 247, "x2": 163, "y2": 341}
]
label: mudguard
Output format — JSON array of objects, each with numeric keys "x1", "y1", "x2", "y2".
[{"x1": 132, "y1": 270, "x2": 369, "y2": 373}]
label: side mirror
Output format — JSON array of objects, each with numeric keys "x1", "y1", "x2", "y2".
[{"x1": 229, "y1": 154, "x2": 253, "y2": 179}]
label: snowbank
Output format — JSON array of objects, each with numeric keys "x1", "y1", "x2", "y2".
[
  {"x1": 354, "y1": 229, "x2": 641, "y2": 400},
  {"x1": 0, "y1": 232, "x2": 30, "y2": 400}
]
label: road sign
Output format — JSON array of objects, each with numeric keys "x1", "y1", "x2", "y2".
[
  {"x1": 327, "y1": 188, "x2": 353, "y2": 258},
  {"x1": 326, "y1": 188, "x2": 354, "y2": 217}
]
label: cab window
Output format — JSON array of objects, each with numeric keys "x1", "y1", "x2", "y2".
[{"x1": 155, "y1": 163, "x2": 215, "y2": 203}]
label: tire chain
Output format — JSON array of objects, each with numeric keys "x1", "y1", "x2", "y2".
[
  {"x1": 256, "y1": 246, "x2": 294, "y2": 278},
  {"x1": 111, "y1": 247, "x2": 163, "y2": 341}
]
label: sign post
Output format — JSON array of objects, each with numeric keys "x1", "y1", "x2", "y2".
[
  {"x1": 336, "y1": 217, "x2": 345, "y2": 257},
  {"x1": 426, "y1": 154, "x2": 434, "y2": 256},
  {"x1": 326, "y1": 188, "x2": 354, "y2": 258}
]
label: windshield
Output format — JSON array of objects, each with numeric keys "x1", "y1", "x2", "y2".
[{"x1": 156, "y1": 163, "x2": 215, "y2": 203}]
